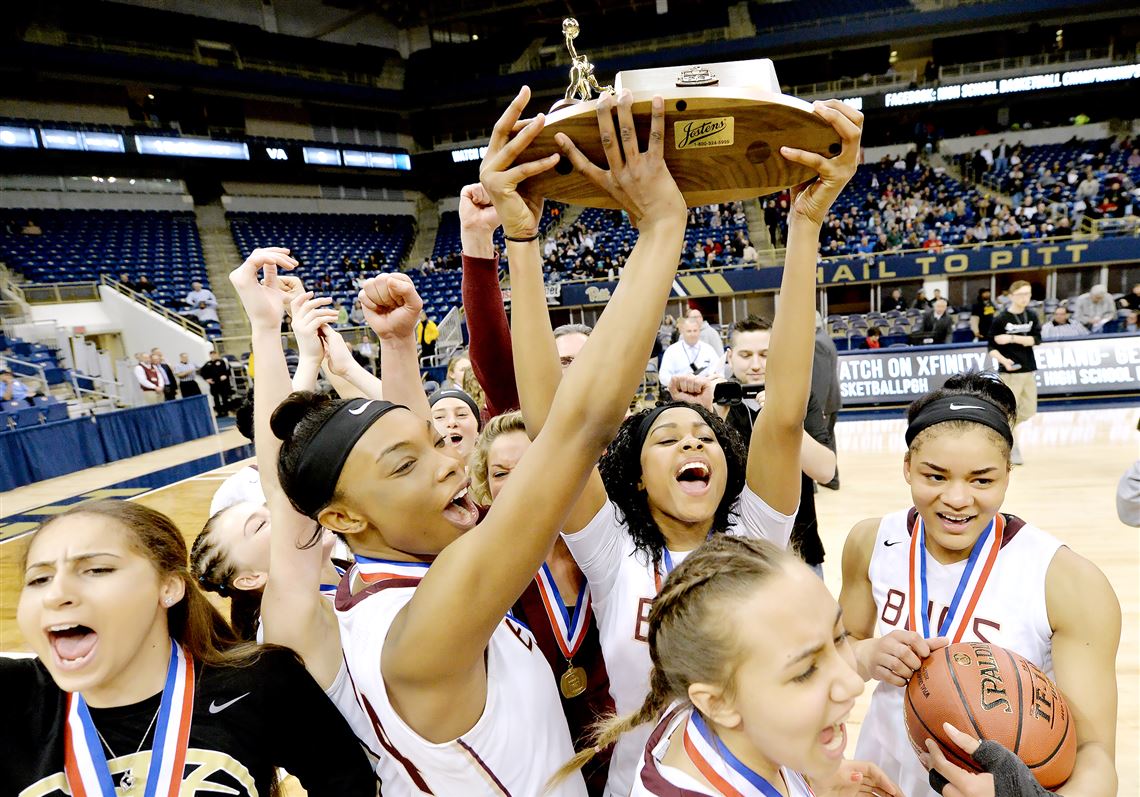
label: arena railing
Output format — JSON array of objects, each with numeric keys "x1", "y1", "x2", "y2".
[
  {"x1": 552, "y1": 229, "x2": 1135, "y2": 294},
  {"x1": 98, "y1": 276, "x2": 208, "y2": 338},
  {"x1": 938, "y1": 47, "x2": 1115, "y2": 81},
  {"x1": 19, "y1": 282, "x2": 102, "y2": 304}
]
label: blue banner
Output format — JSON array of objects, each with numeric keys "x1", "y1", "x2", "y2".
[{"x1": 558, "y1": 236, "x2": 1139, "y2": 306}]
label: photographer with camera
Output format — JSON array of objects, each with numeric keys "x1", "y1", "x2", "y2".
[{"x1": 668, "y1": 316, "x2": 837, "y2": 578}]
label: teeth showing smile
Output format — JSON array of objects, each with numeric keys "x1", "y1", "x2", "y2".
[
  {"x1": 49, "y1": 624, "x2": 80, "y2": 633},
  {"x1": 451, "y1": 486, "x2": 469, "y2": 504},
  {"x1": 676, "y1": 461, "x2": 710, "y2": 481},
  {"x1": 938, "y1": 512, "x2": 972, "y2": 523}
]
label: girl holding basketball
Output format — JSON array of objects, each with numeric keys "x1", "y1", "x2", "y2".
[
  {"x1": 551, "y1": 535, "x2": 901, "y2": 797},
  {"x1": 1, "y1": 499, "x2": 376, "y2": 796},
  {"x1": 241, "y1": 85, "x2": 690, "y2": 794},
  {"x1": 839, "y1": 373, "x2": 1121, "y2": 797},
  {"x1": 507, "y1": 95, "x2": 863, "y2": 797}
]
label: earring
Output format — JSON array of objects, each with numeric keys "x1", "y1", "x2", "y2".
[{"x1": 163, "y1": 597, "x2": 173, "y2": 607}]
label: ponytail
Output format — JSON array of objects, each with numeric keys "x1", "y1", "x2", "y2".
[{"x1": 549, "y1": 535, "x2": 792, "y2": 789}]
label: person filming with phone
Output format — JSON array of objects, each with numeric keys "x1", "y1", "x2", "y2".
[{"x1": 668, "y1": 316, "x2": 837, "y2": 579}]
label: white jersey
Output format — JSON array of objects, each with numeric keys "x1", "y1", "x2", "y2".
[
  {"x1": 333, "y1": 560, "x2": 587, "y2": 796},
  {"x1": 855, "y1": 508, "x2": 1063, "y2": 797},
  {"x1": 564, "y1": 487, "x2": 795, "y2": 797},
  {"x1": 632, "y1": 705, "x2": 814, "y2": 796},
  {"x1": 209, "y1": 465, "x2": 264, "y2": 515}
]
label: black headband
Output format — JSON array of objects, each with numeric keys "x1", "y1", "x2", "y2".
[
  {"x1": 294, "y1": 399, "x2": 403, "y2": 515},
  {"x1": 905, "y1": 395, "x2": 1013, "y2": 449},
  {"x1": 428, "y1": 388, "x2": 482, "y2": 429},
  {"x1": 635, "y1": 404, "x2": 675, "y2": 450}
]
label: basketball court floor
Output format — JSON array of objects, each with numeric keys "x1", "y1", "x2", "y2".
[{"x1": 2, "y1": 405, "x2": 1136, "y2": 796}]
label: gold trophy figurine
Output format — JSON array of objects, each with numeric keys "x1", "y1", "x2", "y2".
[{"x1": 560, "y1": 18, "x2": 612, "y2": 105}]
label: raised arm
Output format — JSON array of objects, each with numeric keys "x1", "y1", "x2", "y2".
[
  {"x1": 320, "y1": 324, "x2": 383, "y2": 400},
  {"x1": 359, "y1": 274, "x2": 432, "y2": 420},
  {"x1": 459, "y1": 182, "x2": 520, "y2": 417},
  {"x1": 747, "y1": 100, "x2": 862, "y2": 515},
  {"x1": 382, "y1": 89, "x2": 687, "y2": 726},
  {"x1": 228, "y1": 250, "x2": 344, "y2": 688}
]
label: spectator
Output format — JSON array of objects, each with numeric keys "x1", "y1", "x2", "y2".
[
  {"x1": 349, "y1": 299, "x2": 366, "y2": 326},
  {"x1": 658, "y1": 316, "x2": 722, "y2": 387},
  {"x1": 150, "y1": 349, "x2": 177, "y2": 401},
  {"x1": 656, "y1": 314, "x2": 677, "y2": 354},
  {"x1": 685, "y1": 307, "x2": 724, "y2": 357},
  {"x1": 118, "y1": 271, "x2": 138, "y2": 292},
  {"x1": 912, "y1": 289, "x2": 930, "y2": 311},
  {"x1": 441, "y1": 350, "x2": 471, "y2": 390},
  {"x1": 185, "y1": 281, "x2": 218, "y2": 324},
  {"x1": 862, "y1": 326, "x2": 882, "y2": 349},
  {"x1": 969, "y1": 287, "x2": 998, "y2": 340},
  {"x1": 173, "y1": 352, "x2": 202, "y2": 397},
  {"x1": 1041, "y1": 306, "x2": 1090, "y2": 340},
  {"x1": 741, "y1": 238, "x2": 758, "y2": 263},
  {"x1": 133, "y1": 353, "x2": 164, "y2": 405},
  {"x1": 1120, "y1": 283, "x2": 1140, "y2": 311},
  {"x1": 994, "y1": 138, "x2": 1010, "y2": 172},
  {"x1": 416, "y1": 310, "x2": 440, "y2": 359},
  {"x1": 1124, "y1": 309, "x2": 1139, "y2": 333},
  {"x1": 886, "y1": 287, "x2": 907, "y2": 312},
  {"x1": 20, "y1": 219, "x2": 41, "y2": 235},
  {"x1": 920, "y1": 298, "x2": 954, "y2": 344},
  {"x1": 1073, "y1": 284, "x2": 1117, "y2": 332},
  {"x1": 811, "y1": 312, "x2": 842, "y2": 489},
  {"x1": 199, "y1": 350, "x2": 233, "y2": 417},
  {"x1": 136, "y1": 275, "x2": 157, "y2": 295},
  {"x1": 0, "y1": 369, "x2": 30, "y2": 403},
  {"x1": 552, "y1": 323, "x2": 591, "y2": 371},
  {"x1": 987, "y1": 279, "x2": 1040, "y2": 465},
  {"x1": 1076, "y1": 169, "x2": 1100, "y2": 202}
]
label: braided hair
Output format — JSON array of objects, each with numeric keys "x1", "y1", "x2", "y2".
[
  {"x1": 550, "y1": 535, "x2": 791, "y2": 786},
  {"x1": 190, "y1": 507, "x2": 264, "y2": 641},
  {"x1": 598, "y1": 401, "x2": 747, "y2": 570}
]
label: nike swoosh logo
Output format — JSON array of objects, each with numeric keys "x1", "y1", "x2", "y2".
[
  {"x1": 948, "y1": 403, "x2": 984, "y2": 411},
  {"x1": 348, "y1": 400, "x2": 376, "y2": 416},
  {"x1": 884, "y1": 540, "x2": 903, "y2": 547},
  {"x1": 208, "y1": 693, "x2": 250, "y2": 714}
]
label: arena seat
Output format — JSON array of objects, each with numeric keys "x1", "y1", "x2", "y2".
[{"x1": 1, "y1": 209, "x2": 207, "y2": 316}]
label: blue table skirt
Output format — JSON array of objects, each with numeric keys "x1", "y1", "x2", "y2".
[{"x1": 0, "y1": 395, "x2": 215, "y2": 492}]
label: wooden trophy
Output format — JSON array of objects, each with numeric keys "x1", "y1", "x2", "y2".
[{"x1": 512, "y1": 18, "x2": 843, "y2": 209}]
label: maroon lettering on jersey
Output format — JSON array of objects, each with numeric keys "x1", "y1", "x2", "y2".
[
  {"x1": 503, "y1": 616, "x2": 534, "y2": 651},
  {"x1": 880, "y1": 587, "x2": 1001, "y2": 638},
  {"x1": 634, "y1": 597, "x2": 654, "y2": 643}
]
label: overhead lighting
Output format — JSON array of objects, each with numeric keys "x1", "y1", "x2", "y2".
[
  {"x1": 147, "y1": 93, "x2": 155, "y2": 100},
  {"x1": 471, "y1": 34, "x2": 478, "y2": 41}
]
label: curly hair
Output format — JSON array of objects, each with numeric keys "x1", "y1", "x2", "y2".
[{"x1": 599, "y1": 401, "x2": 747, "y2": 570}]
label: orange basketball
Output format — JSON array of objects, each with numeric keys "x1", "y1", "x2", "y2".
[{"x1": 904, "y1": 641, "x2": 1076, "y2": 789}]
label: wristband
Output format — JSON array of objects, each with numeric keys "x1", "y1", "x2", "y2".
[
  {"x1": 929, "y1": 740, "x2": 1056, "y2": 797},
  {"x1": 503, "y1": 232, "x2": 540, "y2": 243}
]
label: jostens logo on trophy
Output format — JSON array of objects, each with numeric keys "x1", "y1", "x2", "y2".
[{"x1": 512, "y1": 17, "x2": 843, "y2": 209}]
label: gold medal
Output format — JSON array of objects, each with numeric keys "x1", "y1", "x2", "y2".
[{"x1": 560, "y1": 663, "x2": 588, "y2": 698}]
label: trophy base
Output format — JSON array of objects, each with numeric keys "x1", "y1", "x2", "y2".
[{"x1": 512, "y1": 88, "x2": 842, "y2": 209}]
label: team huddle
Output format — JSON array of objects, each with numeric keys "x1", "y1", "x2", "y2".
[{"x1": 1, "y1": 89, "x2": 1121, "y2": 797}]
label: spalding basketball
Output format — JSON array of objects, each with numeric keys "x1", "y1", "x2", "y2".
[{"x1": 904, "y1": 641, "x2": 1076, "y2": 789}]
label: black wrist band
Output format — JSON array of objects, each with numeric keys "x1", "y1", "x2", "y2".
[{"x1": 503, "y1": 232, "x2": 540, "y2": 243}]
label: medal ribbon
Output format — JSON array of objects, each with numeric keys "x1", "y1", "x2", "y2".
[
  {"x1": 534, "y1": 563, "x2": 591, "y2": 661},
  {"x1": 64, "y1": 639, "x2": 194, "y2": 797},
  {"x1": 353, "y1": 555, "x2": 430, "y2": 586},
  {"x1": 907, "y1": 513, "x2": 1004, "y2": 642},
  {"x1": 683, "y1": 711, "x2": 796, "y2": 797}
]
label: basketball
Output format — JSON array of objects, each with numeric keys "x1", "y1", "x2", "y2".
[{"x1": 904, "y1": 641, "x2": 1076, "y2": 788}]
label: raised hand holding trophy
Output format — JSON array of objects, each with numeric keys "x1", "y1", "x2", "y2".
[{"x1": 512, "y1": 18, "x2": 844, "y2": 209}]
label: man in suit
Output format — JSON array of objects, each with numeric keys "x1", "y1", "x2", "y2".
[
  {"x1": 920, "y1": 298, "x2": 954, "y2": 344},
  {"x1": 151, "y1": 349, "x2": 177, "y2": 401}
]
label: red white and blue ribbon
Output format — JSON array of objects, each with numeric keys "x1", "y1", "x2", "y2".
[
  {"x1": 319, "y1": 564, "x2": 348, "y2": 597},
  {"x1": 533, "y1": 563, "x2": 591, "y2": 661},
  {"x1": 354, "y1": 555, "x2": 430, "y2": 586},
  {"x1": 64, "y1": 639, "x2": 194, "y2": 797},
  {"x1": 907, "y1": 513, "x2": 1004, "y2": 643},
  {"x1": 683, "y1": 711, "x2": 813, "y2": 797}
]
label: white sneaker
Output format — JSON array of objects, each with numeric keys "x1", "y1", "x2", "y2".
[{"x1": 1010, "y1": 445, "x2": 1023, "y2": 466}]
